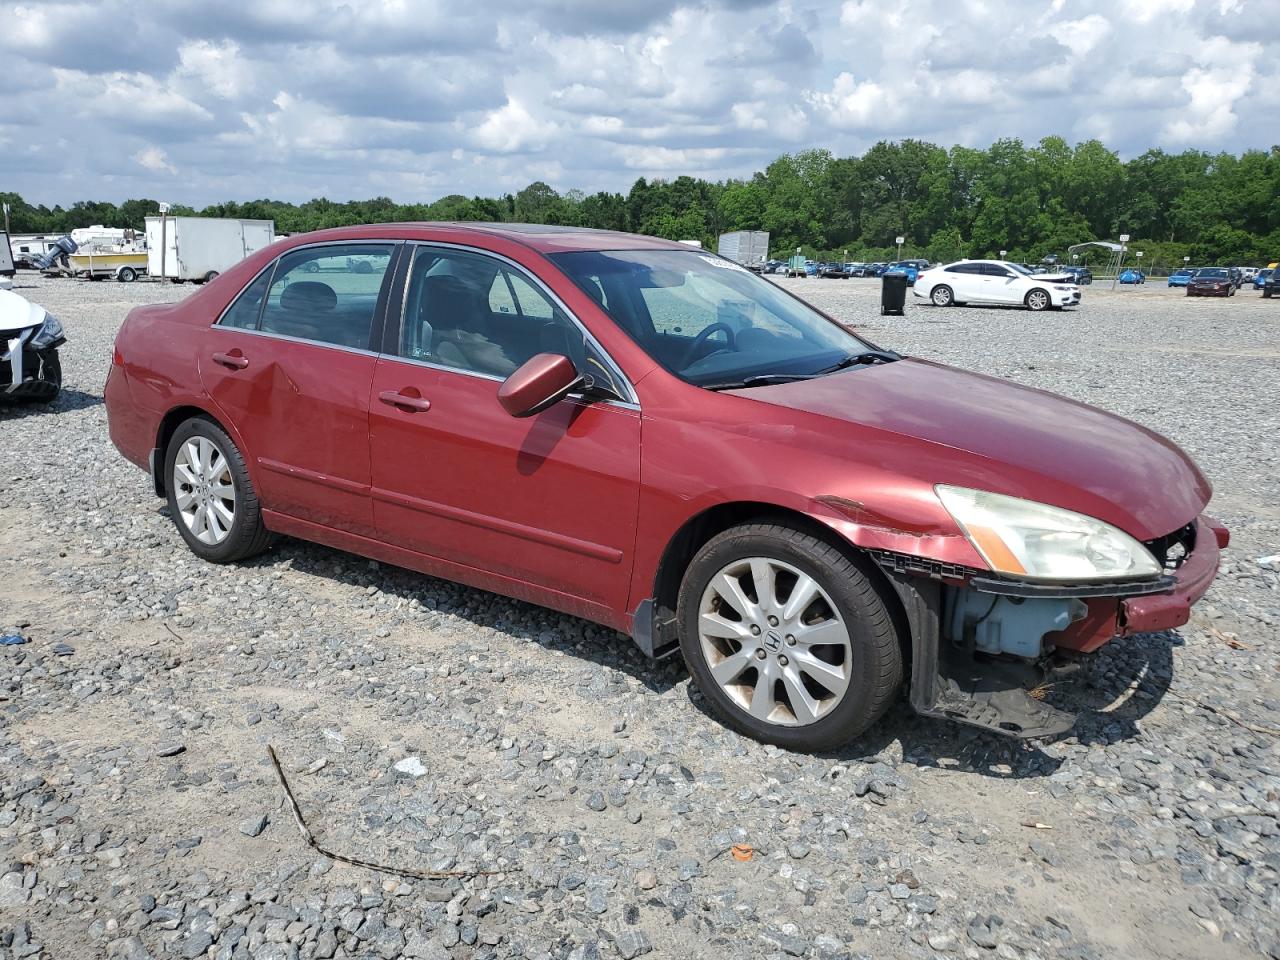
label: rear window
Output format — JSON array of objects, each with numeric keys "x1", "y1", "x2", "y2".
[{"x1": 257, "y1": 244, "x2": 394, "y2": 349}]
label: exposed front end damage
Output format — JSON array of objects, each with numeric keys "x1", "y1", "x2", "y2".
[
  {"x1": 0, "y1": 290, "x2": 65, "y2": 404},
  {"x1": 876, "y1": 515, "x2": 1227, "y2": 739}
]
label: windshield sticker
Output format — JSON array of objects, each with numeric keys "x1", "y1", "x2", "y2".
[{"x1": 699, "y1": 255, "x2": 749, "y2": 273}]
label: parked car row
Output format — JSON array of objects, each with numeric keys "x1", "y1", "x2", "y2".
[{"x1": 763, "y1": 260, "x2": 914, "y2": 278}]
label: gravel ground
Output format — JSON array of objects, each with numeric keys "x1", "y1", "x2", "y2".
[{"x1": 2, "y1": 272, "x2": 1278, "y2": 960}]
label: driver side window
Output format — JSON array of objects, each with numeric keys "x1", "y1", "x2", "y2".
[{"x1": 399, "y1": 247, "x2": 627, "y2": 398}]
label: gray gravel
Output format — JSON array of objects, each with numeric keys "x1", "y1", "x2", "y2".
[{"x1": 2, "y1": 272, "x2": 1278, "y2": 960}]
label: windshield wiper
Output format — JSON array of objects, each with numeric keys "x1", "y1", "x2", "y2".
[
  {"x1": 703, "y1": 373, "x2": 818, "y2": 391},
  {"x1": 816, "y1": 349, "x2": 901, "y2": 374},
  {"x1": 702, "y1": 350, "x2": 902, "y2": 391}
]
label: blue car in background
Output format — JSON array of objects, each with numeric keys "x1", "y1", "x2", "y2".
[
  {"x1": 1255, "y1": 269, "x2": 1273, "y2": 290},
  {"x1": 1168, "y1": 269, "x2": 1194, "y2": 287},
  {"x1": 1119, "y1": 268, "x2": 1146, "y2": 284},
  {"x1": 804, "y1": 260, "x2": 819, "y2": 277},
  {"x1": 883, "y1": 259, "x2": 930, "y2": 283}
]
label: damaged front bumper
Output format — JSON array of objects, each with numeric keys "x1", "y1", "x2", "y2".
[
  {"x1": 878, "y1": 515, "x2": 1226, "y2": 739},
  {"x1": 1, "y1": 328, "x2": 62, "y2": 400}
]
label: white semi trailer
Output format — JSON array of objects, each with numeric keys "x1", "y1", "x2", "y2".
[
  {"x1": 716, "y1": 230, "x2": 770, "y2": 269},
  {"x1": 145, "y1": 216, "x2": 275, "y2": 283}
]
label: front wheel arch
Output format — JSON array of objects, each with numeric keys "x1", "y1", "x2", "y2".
[
  {"x1": 646, "y1": 501, "x2": 911, "y2": 667},
  {"x1": 1025, "y1": 287, "x2": 1051, "y2": 311}
]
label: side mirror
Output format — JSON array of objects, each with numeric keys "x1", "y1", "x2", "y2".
[{"x1": 497, "y1": 353, "x2": 584, "y2": 418}]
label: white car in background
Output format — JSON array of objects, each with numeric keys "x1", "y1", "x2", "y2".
[{"x1": 913, "y1": 260, "x2": 1081, "y2": 311}]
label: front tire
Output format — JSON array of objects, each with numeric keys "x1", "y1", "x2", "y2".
[
  {"x1": 677, "y1": 523, "x2": 903, "y2": 751},
  {"x1": 1025, "y1": 288, "x2": 1050, "y2": 311},
  {"x1": 164, "y1": 418, "x2": 271, "y2": 563},
  {"x1": 931, "y1": 284, "x2": 953, "y2": 307}
]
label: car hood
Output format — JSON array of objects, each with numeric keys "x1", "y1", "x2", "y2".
[
  {"x1": 1029, "y1": 272, "x2": 1073, "y2": 282},
  {"x1": 733, "y1": 358, "x2": 1210, "y2": 540},
  {"x1": 0, "y1": 289, "x2": 47, "y2": 333}
]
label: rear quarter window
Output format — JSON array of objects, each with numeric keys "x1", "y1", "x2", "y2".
[{"x1": 219, "y1": 268, "x2": 273, "y2": 329}]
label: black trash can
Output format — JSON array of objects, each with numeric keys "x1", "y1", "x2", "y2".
[{"x1": 881, "y1": 272, "x2": 909, "y2": 316}]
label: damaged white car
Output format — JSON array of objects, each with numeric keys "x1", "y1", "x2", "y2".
[{"x1": 0, "y1": 289, "x2": 65, "y2": 403}]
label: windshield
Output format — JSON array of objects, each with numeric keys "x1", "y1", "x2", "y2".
[
  {"x1": 1007, "y1": 262, "x2": 1034, "y2": 275},
  {"x1": 550, "y1": 249, "x2": 872, "y2": 387},
  {"x1": 1197, "y1": 268, "x2": 1228, "y2": 279}
]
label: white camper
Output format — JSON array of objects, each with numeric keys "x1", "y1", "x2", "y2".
[{"x1": 145, "y1": 217, "x2": 275, "y2": 283}]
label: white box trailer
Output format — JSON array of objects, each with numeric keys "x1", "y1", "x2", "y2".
[
  {"x1": 0, "y1": 231, "x2": 14, "y2": 277},
  {"x1": 145, "y1": 217, "x2": 275, "y2": 282},
  {"x1": 717, "y1": 230, "x2": 770, "y2": 268}
]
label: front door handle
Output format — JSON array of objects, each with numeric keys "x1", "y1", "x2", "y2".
[
  {"x1": 212, "y1": 351, "x2": 249, "y2": 370},
  {"x1": 379, "y1": 389, "x2": 431, "y2": 412}
]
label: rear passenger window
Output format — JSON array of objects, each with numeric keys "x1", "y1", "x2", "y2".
[
  {"x1": 220, "y1": 268, "x2": 273, "y2": 329},
  {"x1": 258, "y1": 244, "x2": 393, "y2": 349}
]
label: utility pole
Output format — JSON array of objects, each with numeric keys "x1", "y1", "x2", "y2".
[{"x1": 158, "y1": 202, "x2": 171, "y2": 281}]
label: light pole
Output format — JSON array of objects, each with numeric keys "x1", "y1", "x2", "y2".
[
  {"x1": 895, "y1": 236, "x2": 904, "y2": 261},
  {"x1": 158, "y1": 202, "x2": 171, "y2": 281},
  {"x1": 1112, "y1": 234, "x2": 1130, "y2": 291},
  {"x1": 999, "y1": 249, "x2": 1007, "y2": 261}
]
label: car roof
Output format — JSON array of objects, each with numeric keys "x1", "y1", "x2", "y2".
[{"x1": 273, "y1": 221, "x2": 690, "y2": 254}]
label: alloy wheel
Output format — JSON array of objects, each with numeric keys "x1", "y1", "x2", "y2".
[
  {"x1": 1027, "y1": 290, "x2": 1049, "y2": 310},
  {"x1": 173, "y1": 436, "x2": 236, "y2": 545},
  {"x1": 698, "y1": 557, "x2": 852, "y2": 726}
]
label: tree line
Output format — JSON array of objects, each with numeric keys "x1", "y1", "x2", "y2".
[{"x1": 4, "y1": 136, "x2": 1278, "y2": 269}]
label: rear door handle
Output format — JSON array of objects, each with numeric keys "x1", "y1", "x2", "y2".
[
  {"x1": 212, "y1": 352, "x2": 249, "y2": 370},
  {"x1": 379, "y1": 390, "x2": 431, "y2": 412}
]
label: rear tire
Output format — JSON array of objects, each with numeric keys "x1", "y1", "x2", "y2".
[
  {"x1": 930, "y1": 285, "x2": 953, "y2": 307},
  {"x1": 1025, "y1": 288, "x2": 1051, "y2": 311},
  {"x1": 117, "y1": 267, "x2": 137, "y2": 283},
  {"x1": 164, "y1": 417, "x2": 272, "y2": 564},
  {"x1": 677, "y1": 523, "x2": 903, "y2": 751}
]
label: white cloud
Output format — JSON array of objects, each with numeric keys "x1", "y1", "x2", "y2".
[
  {"x1": 134, "y1": 146, "x2": 176, "y2": 175},
  {"x1": 470, "y1": 98, "x2": 557, "y2": 154},
  {"x1": 52, "y1": 68, "x2": 213, "y2": 126},
  {"x1": 177, "y1": 40, "x2": 254, "y2": 99}
]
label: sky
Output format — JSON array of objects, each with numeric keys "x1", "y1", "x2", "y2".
[{"x1": 2, "y1": 0, "x2": 1277, "y2": 208}]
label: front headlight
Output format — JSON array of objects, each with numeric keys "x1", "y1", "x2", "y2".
[
  {"x1": 28, "y1": 314, "x2": 65, "y2": 350},
  {"x1": 936, "y1": 485, "x2": 1162, "y2": 582}
]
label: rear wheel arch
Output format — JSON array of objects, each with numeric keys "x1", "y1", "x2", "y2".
[
  {"x1": 648, "y1": 501, "x2": 911, "y2": 667},
  {"x1": 153, "y1": 406, "x2": 249, "y2": 497}
]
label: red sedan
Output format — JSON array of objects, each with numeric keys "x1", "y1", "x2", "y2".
[{"x1": 105, "y1": 224, "x2": 1226, "y2": 750}]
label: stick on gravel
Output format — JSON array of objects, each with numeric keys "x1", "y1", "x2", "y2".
[{"x1": 266, "y1": 744, "x2": 504, "y2": 879}]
